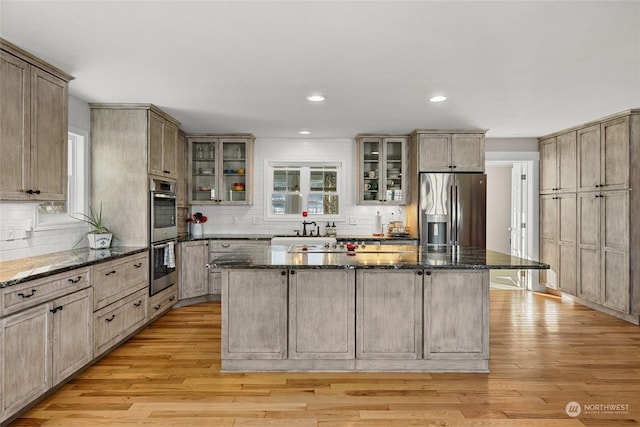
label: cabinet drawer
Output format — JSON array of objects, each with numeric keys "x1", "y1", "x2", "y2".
[
  {"x1": 93, "y1": 253, "x2": 148, "y2": 310},
  {"x1": 1, "y1": 268, "x2": 90, "y2": 317},
  {"x1": 148, "y1": 284, "x2": 177, "y2": 321},
  {"x1": 94, "y1": 288, "x2": 147, "y2": 357},
  {"x1": 210, "y1": 239, "x2": 268, "y2": 252}
]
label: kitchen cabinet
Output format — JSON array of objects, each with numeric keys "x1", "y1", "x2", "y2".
[
  {"x1": 149, "y1": 111, "x2": 179, "y2": 180},
  {"x1": 179, "y1": 240, "x2": 209, "y2": 300},
  {"x1": 539, "y1": 193, "x2": 577, "y2": 295},
  {"x1": 187, "y1": 134, "x2": 255, "y2": 205},
  {"x1": 209, "y1": 239, "x2": 270, "y2": 295},
  {"x1": 222, "y1": 269, "x2": 288, "y2": 360},
  {"x1": 289, "y1": 269, "x2": 355, "y2": 359},
  {"x1": 148, "y1": 284, "x2": 177, "y2": 322},
  {"x1": 356, "y1": 269, "x2": 422, "y2": 359},
  {"x1": 412, "y1": 131, "x2": 486, "y2": 172},
  {"x1": 176, "y1": 130, "x2": 187, "y2": 206},
  {"x1": 424, "y1": 270, "x2": 488, "y2": 358},
  {"x1": 90, "y1": 104, "x2": 181, "y2": 246},
  {"x1": 92, "y1": 252, "x2": 149, "y2": 357},
  {"x1": 540, "y1": 131, "x2": 577, "y2": 194},
  {"x1": 577, "y1": 190, "x2": 629, "y2": 312},
  {"x1": 0, "y1": 39, "x2": 73, "y2": 201},
  {"x1": 356, "y1": 135, "x2": 408, "y2": 205},
  {"x1": 539, "y1": 109, "x2": 639, "y2": 324},
  {"x1": 1, "y1": 272, "x2": 91, "y2": 424}
]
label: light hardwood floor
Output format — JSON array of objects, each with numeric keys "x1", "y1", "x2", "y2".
[{"x1": 8, "y1": 290, "x2": 640, "y2": 427}]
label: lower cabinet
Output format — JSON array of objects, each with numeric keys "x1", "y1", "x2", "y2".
[
  {"x1": 356, "y1": 269, "x2": 422, "y2": 359},
  {"x1": 94, "y1": 288, "x2": 147, "y2": 357},
  {"x1": 179, "y1": 240, "x2": 209, "y2": 300},
  {"x1": 148, "y1": 284, "x2": 178, "y2": 321},
  {"x1": 289, "y1": 269, "x2": 355, "y2": 359},
  {"x1": 1, "y1": 287, "x2": 92, "y2": 422},
  {"x1": 222, "y1": 269, "x2": 288, "y2": 359}
]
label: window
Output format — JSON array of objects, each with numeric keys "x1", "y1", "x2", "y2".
[
  {"x1": 266, "y1": 162, "x2": 343, "y2": 220},
  {"x1": 36, "y1": 129, "x2": 88, "y2": 228}
]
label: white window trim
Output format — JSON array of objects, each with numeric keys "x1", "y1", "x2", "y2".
[
  {"x1": 264, "y1": 160, "x2": 345, "y2": 222},
  {"x1": 35, "y1": 127, "x2": 89, "y2": 230}
]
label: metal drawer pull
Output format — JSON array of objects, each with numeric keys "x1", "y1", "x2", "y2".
[
  {"x1": 105, "y1": 270, "x2": 117, "y2": 276},
  {"x1": 154, "y1": 304, "x2": 162, "y2": 310},
  {"x1": 105, "y1": 315, "x2": 116, "y2": 322},
  {"x1": 416, "y1": 271, "x2": 423, "y2": 276},
  {"x1": 68, "y1": 276, "x2": 83, "y2": 283},
  {"x1": 221, "y1": 243, "x2": 231, "y2": 248},
  {"x1": 134, "y1": 301, "x2": 142, "y2": 307},
  {"x1": 18, "y1": 289, "x2": 37, "y2": 298},
  {"x1": 133, "y1": 263, "x2": 143, "y2": 268},
  {"x1": 169, "y1": 296, "x2": 176, "y2": 302},
  {"x1": 50, "y1": 305, "x2": 63, "y2": 313}
]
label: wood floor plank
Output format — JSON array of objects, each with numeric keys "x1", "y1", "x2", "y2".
[{"x1": 7, "y1": 290, "x2": 640, "y2": 427}]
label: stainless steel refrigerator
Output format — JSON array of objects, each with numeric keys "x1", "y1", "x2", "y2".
[{"x1": 419, "y1": 173, "x2": 486, "y2": 248}]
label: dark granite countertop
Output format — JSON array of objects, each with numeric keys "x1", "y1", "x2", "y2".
[
  {"x1": 0, "y1": 246, "x2": 148, "y2": 288},
  {"x1": 210, "y1": 245, "x2": 549, "y2": 270},
  {"x1": 180, "y1": 234, "x2": 418, "y2": 243}
]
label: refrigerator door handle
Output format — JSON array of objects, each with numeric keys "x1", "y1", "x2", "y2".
[
  {"x1": 454, "y1": 184, "x2": 459, "y2": 245},
  {"x1": 448, "y1": 183, "x2": 455, "y2": 245}
]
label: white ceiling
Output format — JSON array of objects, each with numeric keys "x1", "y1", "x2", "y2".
[{"x1": 1, "y1": 1, "x2": 639, "y2": 139}]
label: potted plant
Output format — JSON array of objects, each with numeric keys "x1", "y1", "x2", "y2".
[{"x1": 72, "y1": 203, "x2": 113, "y2": 249}]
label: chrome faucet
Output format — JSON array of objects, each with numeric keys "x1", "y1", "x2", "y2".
[{"x1": 302, "y1": 221, "x2": 317, "y2": 236}]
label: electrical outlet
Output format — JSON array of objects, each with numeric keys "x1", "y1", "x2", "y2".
[
  {"x1": 349, "y1": 216, "x2": 357, "y2": 225},
  {"x1": 252, "y1": 217, "x2": 260, "y2": 225},
  {"x1": 232, "y1": 216, "x2": 239, "y2": 224}
]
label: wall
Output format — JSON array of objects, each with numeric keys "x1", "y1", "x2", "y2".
[
  {"x1": 485, "y1": 165, "x2": 512, "y2": 254},
  {"x1": 0, "y1": 95, "x2": 90, "y2": 262}
]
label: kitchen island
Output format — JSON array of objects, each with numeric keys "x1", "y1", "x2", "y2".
[{"x1": 211, "y1": 245, "x2": 548, "y2": 373}]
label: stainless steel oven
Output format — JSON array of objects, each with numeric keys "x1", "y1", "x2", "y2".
[
  {"x1": 150, "y1": 240, "x2": 178, "y2": 296},
  {"x1": 150, "y1": 179, "x2": 177, "y2": 244}
]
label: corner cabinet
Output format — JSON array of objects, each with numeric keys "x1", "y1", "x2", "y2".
[
  {"x1": 0, "y1": 39, "x2": 73, "y2": 201},
  {"x1": 411, "y1": 130, "x2": 486, "y2": 172},
  {"x1": 356, "y1": 135, "x2": 408, "y2": 205},
  {"x1": 187, "y1": 134, "x2": 255, "y2": 205}
]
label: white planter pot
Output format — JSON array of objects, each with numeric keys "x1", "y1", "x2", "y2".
[{"x1": 87, "y1": 233, "x2": 113, "y2": 249}]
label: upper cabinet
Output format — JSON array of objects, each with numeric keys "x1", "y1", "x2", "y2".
[
  {"x1": 0, "y1": 39, "x2": 73, "y2": 201},
  {"x1": 176, "y1": 130, "x2": 187, "y2": 206},
  {"x1": 356, "y1": 135, "x2": 407, "y2": 205},
  {"x1": 540, "y1": 131, "x2": 577, "y2": 194},
  {"x1": 187, "y1": 134, "x2": 255, "y2": 205},
  {"x1": 148, "y1": 111, "x2": 179, "y2": 180},
  {"x1": 411, "y1": 130, "x2": 486, "y2": 172}
]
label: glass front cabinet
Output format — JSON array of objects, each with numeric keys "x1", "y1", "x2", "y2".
[
  {"x1": 187, "y1": 134, "x2": 255, "y2": 205},
  {"x1": 356, "y1": 135, "x2": 408, "y2": 205}
]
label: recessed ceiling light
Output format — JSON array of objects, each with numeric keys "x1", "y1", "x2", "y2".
[
  {"x1": 429, "y1": 95, "x2": 447, "y2": 103},
  {"x1": 306, "y1": 94, "x2": 326, "y2": 102},
  {"x1": 298, "y1": 130, "x2": 311, "y2": 135}
]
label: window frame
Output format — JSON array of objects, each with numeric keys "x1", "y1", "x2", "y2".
[
  {"x1": 264, "y1": 160, "x2": 345, "y2": 222},
  {"x1": 35, "y1": 127, "x2": 89, "y2": 230}
]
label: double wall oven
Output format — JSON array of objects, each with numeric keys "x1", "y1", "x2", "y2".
[{"x1": 150, "y1": 179, "x2": 178, "y2": 296}]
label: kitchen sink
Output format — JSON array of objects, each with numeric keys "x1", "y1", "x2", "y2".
[
  {"x1": 286, "y1": 244, "x2": 413, "y2": 254},
  {"x1": 271, "y1": 236, "x2": 337, "y2": 246}
]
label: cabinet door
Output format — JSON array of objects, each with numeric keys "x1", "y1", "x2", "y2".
[
  {"x1": 601, "y1": 117, "x2": 629, "y2": 190},
  {"x1": 148, "y1": 111, "x2": 165, "y2": 177},
  {"x1": 289, "y1": 269, "x2": 355, "y2": 359},
  {"x1": 418, "y1": 134, "x2": 450, "y2": 172},
  {"x1": 556, "y1": 131, "x2": 577, "y2": 192},
  {"x1": 577, "y1": 125, "x2": 601, "y2": 192},
  {"x1": 189, "y1": 138, "x2": 218, "y2": 203},
  {"x1": 51, "y1": 289, "x2": 92, "y2": 385},
  {"x1": 179, "y1": 240, "x2": 209, "y2": 299},
  {"x1": 601, "y1": 191, "x2": 629, "y2": 312},
  {"x1": 222, "y1": 269, "x2": 288, "y2": 359},
  {"x1": 382, "y1": 137, "x2": 406, "y2": 204},
  {"x1": 577, "y1": 192, "x2": 600, "y2": 303},
  {"x1": 30, "y1": 67, "x2": 68, "y2": 201},
  {"x1": 356, "y1": 270, "x2": 422, "y2": 359},
  {"x1": 220, "y1": 139, "x2": 250, "y2": 204},
  {"x1": 163, "y1": 121, "x2": 178, "y2": 179},
  {"x1": 451, "y1": 134, "x2": 484, "y2": 171},
  {"x1": 539, "y1": 195, "x2": 558, "y2": 286},
  {"x1": 558, "y1": 194, "x2": 577, "y2": 295},
  {"x1": 359, "y1": 137, "x2": 383, "y2": 204},
  {"x1": 539, "y1": 137, "x2": 557, "y2": 194},
  {"x1": 1, "y1": 304, "x2": 50, "y2": 420},
  {"x1": 425, "y1": 271, "x2": 488, "y2": 358},
  {"x1": 0, "y1": 51, "x2": 30, "y2": 200}
]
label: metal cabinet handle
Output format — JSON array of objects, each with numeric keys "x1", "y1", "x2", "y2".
[
  {"x1": 154, "y1": 304, "x2": 162, "y2": 310},
  {"x1": 18, "y1": 289, "x2": 37, "y2": 298},
  {"x1": 221, "y1": 243, "x2": 231, "y2": 248},
  {"x1": 163, "y1": 170, "x2": 171, "y2": 174},
  {"x1": 68, "y1": 276, "x2": 82, "y2": 284},
  {"x1": 416, "y1": 271, "x2": 423, "y2": 276},
  {"x1": 281, "y1": 271, "x2": 286, "y2": 276},
  {"x1": 134, "y1": 301, "x2": 142, "y2": 307},
  {"x1": 290, "y1": 270, "x2": 296, "y2": 275},
  {"x1": 133, "y1": 263, "x2": 142, "y2": 268},
  {"x1": 105, "y1": 315, "x2": 116, "y2": 322},
  {"x1": 26, "y1": 189, "x2": 41, "y2": 194},
  {"x1": 50, "y1": 305, "x2": 63, "y2": 313},
  {"x1": 426, "y1": 271, "x2": 432, "y2": 276},
  {"x1": 169, "y1": 296, "x2": 176, "y2": 302},
  {"x1": 105, "y1": 270, "x2": 117, "y2": 276}
]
